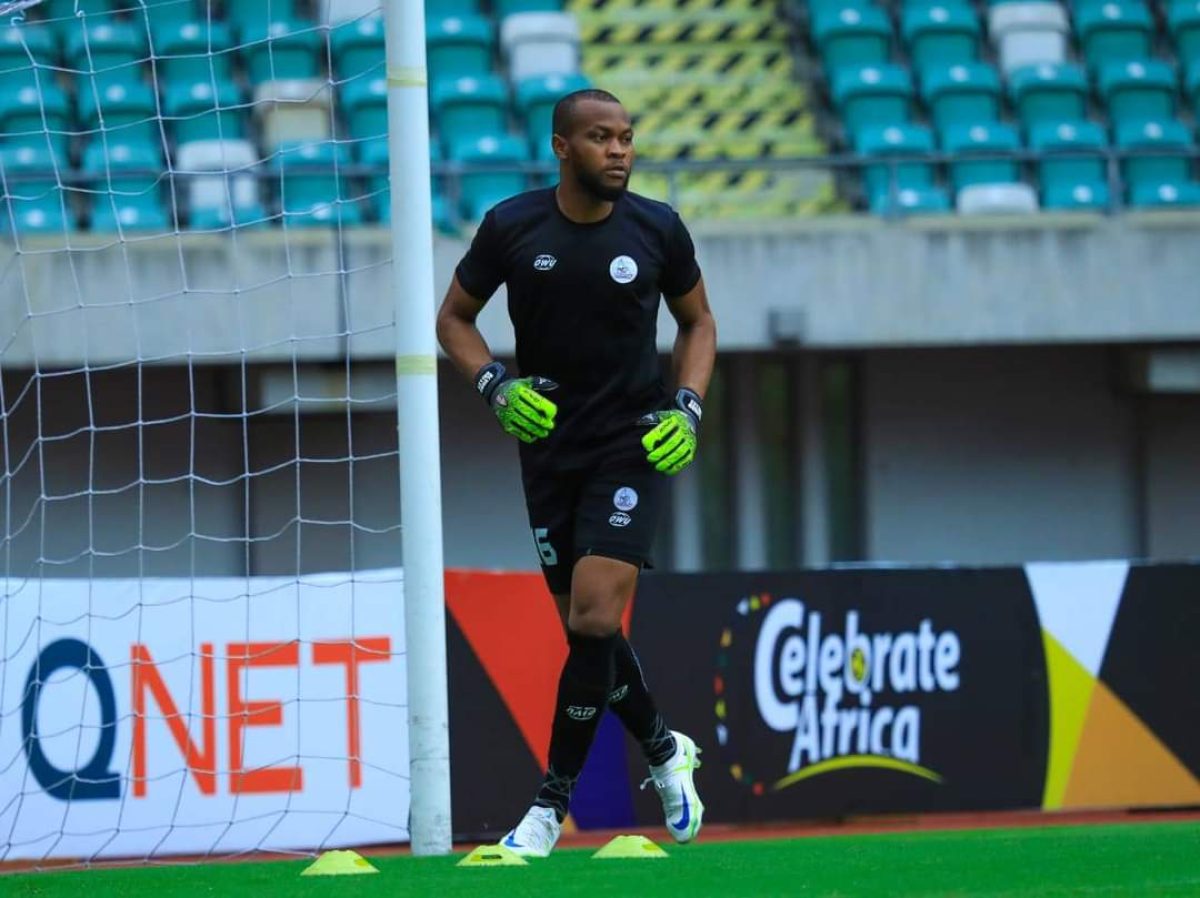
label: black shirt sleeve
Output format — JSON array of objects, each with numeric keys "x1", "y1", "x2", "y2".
[
  {"x1": 454, "y1": 209, "x2": 505, "y2": 302},
  {"x1": 660, "y1": 211, "x2": 702, "y2": 299}
]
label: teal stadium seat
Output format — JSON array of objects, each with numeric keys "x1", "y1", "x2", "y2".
[
  {"x1": 40, "y1": 0, "x2": 120, "y2": 32},
  {"x1": 430, "y1": 74, "x2": 509, "y2": 150},
  {"x1": 1075, "y1": 0, "x2": 1152, "y2": 71},
  {"x1": 426, "y1": 15, "x2": 494, "y2": 83},
  {"x1": 358, "y1": 137, "x2": 457, "y2": 231},
  {"x1": 83, "y1": 140, "x2": 169, "y2": 231},
  {"x1": 515, "y1": 72, "x2": 590, "y2": 157},
  {"x1": 342, "y1": 75, "x2": 387, "y2": 140},
  {"x1": 164, "y1": 81, "x2": 245, "y2": 144},
  {"x1": 941, "y1": 120, "x2": 1022, "y2": 190},
  {"x1": 427, "y1": 0, "x2": 481, "y2": 16},
  {"x1": 813, "y1": 6, "x2": 892, "y2": 71},
  {"x1": 902, "y1": 3, "x2": 980, "y2": 71},
  {"x1": 331, "y1": 13, "x2": 384, "y2": 80},
  {"x1": 133, "y1": 0, "x2": 200, "y2": 31},
  {"x1": 922, "y1": 62, "x2": 1002, "y2": 130},
  {"x1": 831, "y1": 64, "x2": 914, "y2": 141},
  {"x1": 79, "y1": 82, "x2": 158, "y2": 145},
  {"x1": 0, "y1": 22, "x2": 58, "y2": 92},
  {"x1": 241, "y1": 18, "x2": 321, "y2": 83},
  {"x1": 1008, "y1": 62, "x2": 1088, "y2": 128},
  {"x1": 227, "y1": 0, "x2": 299, "y2": 38},
  {"x1": 1187, "y1": 62, "x2": 1200, "y2": 113},
  {"x1": 0, "y1": 143, "x2": 71, "y2": 235},
  {"x1": 451, "y1": 133, "x2": 529, "y2": 221},
  {"x1": 1116, "y1": 118, "x2": 1200, "y2": 206},
  {"x1": 1029, "y1": 119, "x2": 1109, "y2": 209},
  {"x1": 64, "y1": 21, "x2": 146, "y2": 90},
  {"x1": 153, "y1": 20, "x2": 235, "y2": 84},
  {"x1": 274, "y1": 140, "x2": 363, "y2": 227},
  {"x1": 495, "y1": 0, "x2": 562, "y2": 16},
  {"x1": 2, "y1": 82, "x2": 71, "y2": 156},
  {"x1": 1169, "y1": 0, "x2": 1200, "y2": 65},
  {"x1": 1097, "y1": 59, "x2": 1177, "y2": 124},
  {"x1": 856, "y1": 123, "x2": 951, "y2": 214}
]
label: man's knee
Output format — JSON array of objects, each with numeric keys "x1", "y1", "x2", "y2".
[{"x1": 569, "y1": 556, "x2": 636, "y2": 636}]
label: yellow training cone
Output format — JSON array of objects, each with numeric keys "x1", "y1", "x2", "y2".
[
  {"x1": 591, "y1": 835, "x2": 669, "y2": 859},
  {"x1": 300, "y1": 849, "x2": 379, "y2": 876},
  {"x1": 457, "y1": 843, "x2": 529, "y2": 867}
]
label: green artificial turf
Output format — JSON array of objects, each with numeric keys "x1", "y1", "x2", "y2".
[{"x1": 6, "y1": 821, "x2": 1199, "y2": 898}]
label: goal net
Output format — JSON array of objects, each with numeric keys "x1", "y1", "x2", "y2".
[{"x1": 0, "y1": 0, "x2": 416, "y2": 864}]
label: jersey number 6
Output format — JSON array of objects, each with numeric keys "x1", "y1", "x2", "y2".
[{"x1": 532, "y1": 528, "x2": 559, "y2": 566}]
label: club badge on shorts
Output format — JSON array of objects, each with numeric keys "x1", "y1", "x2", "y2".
[
  {"x1": 613, "y1": 487, "x2": 639, "y2": 511},
  {"x1": 609, "y1": 255, "x2": 638, "y2": 284}
]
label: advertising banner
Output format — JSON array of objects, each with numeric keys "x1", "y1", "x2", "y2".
[{"x1": 0, "y1": 570, "x2": 409, "y2": 861}]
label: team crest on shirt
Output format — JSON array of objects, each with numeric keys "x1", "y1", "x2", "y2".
[
  {"x1": 613, "y1": 487, "x2": 639, "y2": 511},
  {"x1": 609, "y1": 255, "x2": 638, "y2": 284}
]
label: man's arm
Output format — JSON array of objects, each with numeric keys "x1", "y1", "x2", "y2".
[
  {"x1": 665, "y1": 275, "x2": 717, "y2": 399},
  {"x1": 435, "y1": 274, "x2": 494, "y2": 382}
]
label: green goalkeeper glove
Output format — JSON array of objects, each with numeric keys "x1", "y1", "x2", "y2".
[
  {"x1": 640, "y1": 388, "x2": 702, "y2": 475},
  {"x1": 475, "y1": 362, "x2": 558, "y2": 444}
]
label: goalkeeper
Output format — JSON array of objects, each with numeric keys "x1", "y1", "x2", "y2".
[{"x1": 436, "y1": 89, "x2": 717, "y2": 857}]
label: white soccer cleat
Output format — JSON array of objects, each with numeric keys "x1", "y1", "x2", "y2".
[
  {"x1": 643, "y1": 730, "x2": 704, "y2": 843},
  {"x1": 499, "y1": 804, "x2": 562, "y2": 858}
]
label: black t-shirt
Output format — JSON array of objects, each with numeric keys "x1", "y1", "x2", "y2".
[{"x1": 455, "y1": 187, "x2": 702, "y2": 470}]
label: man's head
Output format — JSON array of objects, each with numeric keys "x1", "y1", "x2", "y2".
[{"x1": 550, "y1": 89, "x2": 634, "y2": 202}]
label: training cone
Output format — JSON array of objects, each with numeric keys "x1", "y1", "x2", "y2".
[
  {"x1": 457, "y1": 843, "x2": 529, "y2": 867},
  {"x1": 592, "y1": 835, "x2": 669, "y2": 859},
  {"x1": 300, "y1": 849, "x2": 379, "y2": 876}
]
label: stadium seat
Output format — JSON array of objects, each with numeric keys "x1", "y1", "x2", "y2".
[
  {"x1": 500, "y1": 12, "x2": 581, "y2": 82},
  {"x1": 253, "y1": 79, "x2": 333, "y2": 149},
  {"x1": 812, "y1": 6, "x2": 893, "y2": 71},
  {"x1": 330, "y1": 12, "x2": 384, "y2": 80},
  {"x1": 989, "y1": 2, "x2": 1069, "y2": 72},
  {"x1": 941, "y1": 120, "x2": 1022, "y2": 191},
  {"x1": 1187, "y1": 62, "x2": 1200, "y2": 113},
  {"x1": 357, "y1": 137, "x2": 457, "y2": 231},
  {"x1": 515, "y1": 71, "x2": 590, "y2": 153},
  {"x1": 133, "y1": 0, "x2": 200, "y2": 32},
  {"x1": 1097, "y1": 60, "x2": 1178, "y2": 124},
  {"x1": 0, "y1": 22, "x2": 58, "y2": 92},
  {"x1": 227, "y1": 0, "x2": 299, "y2": 37},
  {"x1": 1008, "y1": 62, "x2": 1088, "y2": 129},
  {"x1": 1029, "y1": 120, "x2": 1109, "y2": 209},
  {"x1": 153, "y1": 20, "x2": 235, "y2": 84},
  {"x1": 83, "y1": 140, "x2": 169, "y2": 232},
  {"x1": 175, "y1": 139, "x2": 265, "y2": 229},
  {"x1": 0, "y1": 143, "x2": 71, "y2": 235},
  {"x1": 273, "y1": 139, "x2": 362, "y2": 227},
  {"x1": 1116, "y1": 118, "x2": 1200, "y2": 206},
  {"x1": 426, "y1": 0, "x2": 481, "y2": 17},
  {"x1": 1076, "y1": 1, "x2": 1153, "y2": 71},
  {"x1": 241, "y1": 18, "x2": 322, "y2": 84},
  {"x1": 0, "y1": 82, "x2": 69, "y2": 156},
  {"x1": 430, "y1": 74, "x2": 509, "y2": 150},
  {"x1": 856, "y1": 123, "x2": 950, "y2": 214},
  {"x1": 341, "y1": 75, "x2": 387, "y2": 140},
  {"x1": 426, "y1": 16, "x2": 494, "y2": 83},
  {"x1": 956, "y1": 182, "x2": 1039, "y2": 213},
  {"x1": 1168, "y1": 0, "x2": 1200, "y2": 65},
  {"x1": 450, "y1": 133, "x2": 529, "y2": 221},
  {"x1": 41, "y1": 0, "x2": 120, "y2": 31},
  {"x1": 1129, "y1": 180, "x2": 1200, "y2": 205},
  {"x1": 922, "y1": 63, "x2": 1002, "y2": 130},
  {"x1": 165, "y1": 81, "x2": 246, "y2": 145},
  {"x1": 831, "y1": 65, "x2": 914, "y2": 141},
  {"x1": 902, "y1": 3, "x2": 980, "y2": 71},
  {"x1": 77, "y1": 81, "x2": 159, "y2": 146},
  {"x1": 319, "y1": 0, "x2": 380, "y2": 25},
  {"x1": 495, "y1": 0, "x2": 562, "y2": 17},
  {"x1": 64, "y1": 21, "x2": 146, "y2": 90}
]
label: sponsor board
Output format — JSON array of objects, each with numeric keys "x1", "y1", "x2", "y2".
[{"x1": 0, "y1": 571, "x2": 409, "y2": 860}]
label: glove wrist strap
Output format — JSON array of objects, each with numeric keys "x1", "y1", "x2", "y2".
[
  {"x1": 674, "y1": 387, "x2": 703, "y2": 429},
  {"x1": 474, "y1": 361, "x2": 508, "y2": 406}
]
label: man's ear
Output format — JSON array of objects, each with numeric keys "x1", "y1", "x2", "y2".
[{"x1": 551, "y1": 133, "x2": 569, "y2": 161}]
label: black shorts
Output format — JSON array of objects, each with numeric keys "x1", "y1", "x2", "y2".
[{"x1": 521, "y1": 453, "x2": 667, "y2": 595}]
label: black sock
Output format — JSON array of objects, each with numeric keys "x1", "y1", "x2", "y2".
[
  {"x1": 608, "y1": 635, "x2": 677, "y2": 768},
  {"x1": 535, "y1": 629, "x2": 618, "y2": 822}
]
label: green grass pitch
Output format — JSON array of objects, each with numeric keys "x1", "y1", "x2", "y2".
[{"x1": 6, "y1": 821, "x2": 1199, "y2": 897}]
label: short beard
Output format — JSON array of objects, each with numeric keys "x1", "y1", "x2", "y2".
[{"x1": 576, "y1": 166, "x2": 629, "y2": 202}]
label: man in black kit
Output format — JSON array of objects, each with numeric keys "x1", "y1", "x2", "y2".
[{"x1": 436, "y1": 89, "x2": 717, "y2": 857}]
